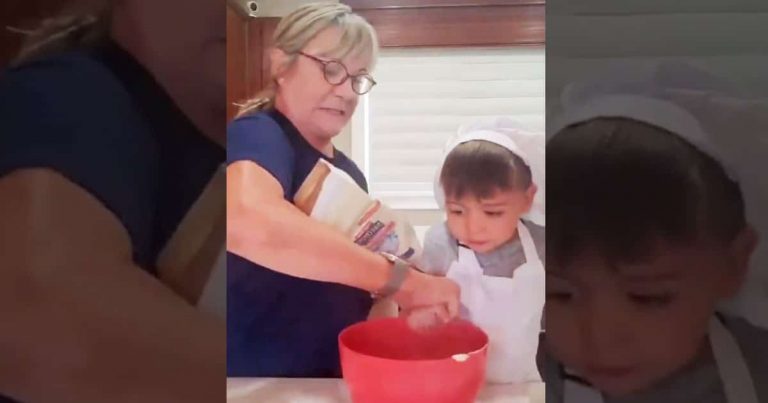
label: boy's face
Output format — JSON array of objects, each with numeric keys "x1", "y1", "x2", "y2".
[
  {"x1": 445, "y1": 186, "x2": 535, "y2": 254},
  {"x1": 545, "y1": 234, "x2": 753, "y2": 397}
]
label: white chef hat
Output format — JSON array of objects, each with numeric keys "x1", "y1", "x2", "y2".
[
  {"x1": 434, "y1": 116, "x2": 546, "y2": 226},
  {"x1": 548, "y1": 60, "x2": 768, "y2": 328}
]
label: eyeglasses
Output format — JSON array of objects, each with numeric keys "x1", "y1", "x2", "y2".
[{"x1": 298, "y1": 51, "x2": 377, "y2": 95}]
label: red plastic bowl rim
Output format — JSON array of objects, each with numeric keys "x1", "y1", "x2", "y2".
[{"x1": 338, "y1": 319, "x2": 489, "y2": 364}]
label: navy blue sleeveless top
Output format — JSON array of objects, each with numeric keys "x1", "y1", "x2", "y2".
[{"x1": 226, "y1": 108, "x2": 373, "y2": 377}]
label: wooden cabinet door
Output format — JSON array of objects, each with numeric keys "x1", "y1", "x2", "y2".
[
  {"x1": 226, "y1": 2, "x2": 279, "y2": 121},
  {"x1": 226, "y1": 6, "x2": 249, "y2": 121},
  {"x1": 341, "y1": 0, "x2": 545, "y2": 47}
]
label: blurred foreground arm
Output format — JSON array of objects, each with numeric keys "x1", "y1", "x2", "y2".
[{"x1": 0, "y1": 169, "x2": 224, "y2": 403}]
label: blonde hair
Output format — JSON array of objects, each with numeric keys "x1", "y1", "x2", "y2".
[
  {"x1": 11, "y1": 1, "x2": 112, "y2": 67},
  {"x1": 236, "y1": 2, "x2": 379, "y2": 117}
]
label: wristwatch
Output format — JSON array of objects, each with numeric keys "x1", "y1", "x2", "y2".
[{"x1": 372, "y1": 252, "x2": 411, "y2": 299}]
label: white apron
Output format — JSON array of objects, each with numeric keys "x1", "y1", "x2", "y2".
[
  {"x1": 446, "y1": 221, "x2": 545, "y2": 384},
  {"x1": 564, "y1": 317, "x2": 759, "y2": 403}
]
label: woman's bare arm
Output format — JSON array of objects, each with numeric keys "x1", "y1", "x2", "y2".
[
  {"x1": 0, "y1": 169, "x2": 224, "y2": 403},
  {"x1": 226, "y1": 161, "x2": 459, "y2": 315}
]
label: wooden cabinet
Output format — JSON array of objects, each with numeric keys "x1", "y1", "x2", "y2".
[
  {"x1": 226, "y1": 4, "x2": 279, "y2": 121},
  {"x1": 226, "y1": 6, "x2": 248, "y2": 121},
  {"x1": 342, "y1": 0, "x2": 545, "y2": 47}
]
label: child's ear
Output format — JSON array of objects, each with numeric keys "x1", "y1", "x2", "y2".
[{"x1": 721, "y1": 225, "x2": 759, "y2": 297}]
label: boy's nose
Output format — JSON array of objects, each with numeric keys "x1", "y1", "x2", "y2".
[
  {"x1": 579, "y1": 300, "x2": 631, "y2": 359},
  {"x1": 465, "y1": 218, "x2": 484, "y2": 238}
]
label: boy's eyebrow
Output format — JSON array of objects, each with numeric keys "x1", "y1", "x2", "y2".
[
  {"x1": 445, "y1": 199, "x2": 471, "y2": 207},
  {"x1": 545, "y1": 267, "x2": 682, "y2": 282},
  {"x1": 480, "y1": 201, "x2": 509, "y2": 207}
]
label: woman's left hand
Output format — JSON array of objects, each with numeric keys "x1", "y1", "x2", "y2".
[{"x1": 401, "y1": 305, "x2": 452, "y2": 331}]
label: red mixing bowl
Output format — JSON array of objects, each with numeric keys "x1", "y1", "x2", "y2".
[{"x1": 339, "y1": 318, "x2": 488, "y2": 403}]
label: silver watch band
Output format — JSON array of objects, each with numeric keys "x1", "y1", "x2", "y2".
[{"x1": 374, "y1": 252, "x2": 410, "y2": 298}]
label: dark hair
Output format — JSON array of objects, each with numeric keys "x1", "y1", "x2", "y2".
[
  {"x1": 547, "y1": 117, "x2": 746, "y2": 267},
  {"x1": 440, "y1": 140, "x2": 532, "y2": 201}
]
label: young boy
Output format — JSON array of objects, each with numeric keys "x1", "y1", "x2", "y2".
[
  {"x1": 543, "y1": 63, "x2": 768, "y2": 402},
  {"x1": 421, "y1": 118, "x2": 546, "y2": 384}
]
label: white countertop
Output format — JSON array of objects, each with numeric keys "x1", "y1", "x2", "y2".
[{"x1": 227, "y1": 378, "x2": 545, "y2": 403}]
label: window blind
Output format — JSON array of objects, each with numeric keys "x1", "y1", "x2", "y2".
[{"x1": 350, "y1": 46, "x2": 545, "y2": 210}]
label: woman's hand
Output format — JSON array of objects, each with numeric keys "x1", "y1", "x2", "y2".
[
  {"x1": 394, "y1": 271, "x2": 460, "y2": 327},
  {"x1": 402, "y1": 305, "x2": 452, "y2": 330}
]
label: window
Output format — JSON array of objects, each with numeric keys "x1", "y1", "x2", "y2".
[{"x1": 350, "y1": 46, "x2": 545, "y2": 210}]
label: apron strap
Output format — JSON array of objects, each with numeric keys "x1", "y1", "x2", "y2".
[
  {"x1": 709, "y1": 316, "x2": 760, "y2": 403},
  {"x1": 457, "y1": 244, "x2": 483, "y2": 271},
  {"x1": 517, "y1": 221, "x2": 542, "y2": 266}
]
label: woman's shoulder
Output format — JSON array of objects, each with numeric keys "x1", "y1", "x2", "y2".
[
  {"x1": 227, "y1": 110, "x2": 296, "y2": 168},
  {"x1": 1, "y1": 47, "x2": 155, "y2": 158},
  {"x1": 3, "y1": 48, "x2": 136, "y2": 112},
  {"x1": 227, "y1": 111, "x2": 293, "y2": 150},
  {"x1": 228, "y1": 110, "x2": 283, "y2": 132},
  {"x1": 0, "y1": 49, "x2": 162, "y2": 263},
  {"x1": 228, "y1": 109, "x2": 286, "y2": 140},
  {"x1": 1, "y1": 48, "x2": 154, "y2": 153}
]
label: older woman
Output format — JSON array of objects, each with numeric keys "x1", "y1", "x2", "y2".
[{"x1": 227, "y1": 2, "x2": 460, "y2": 377}]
